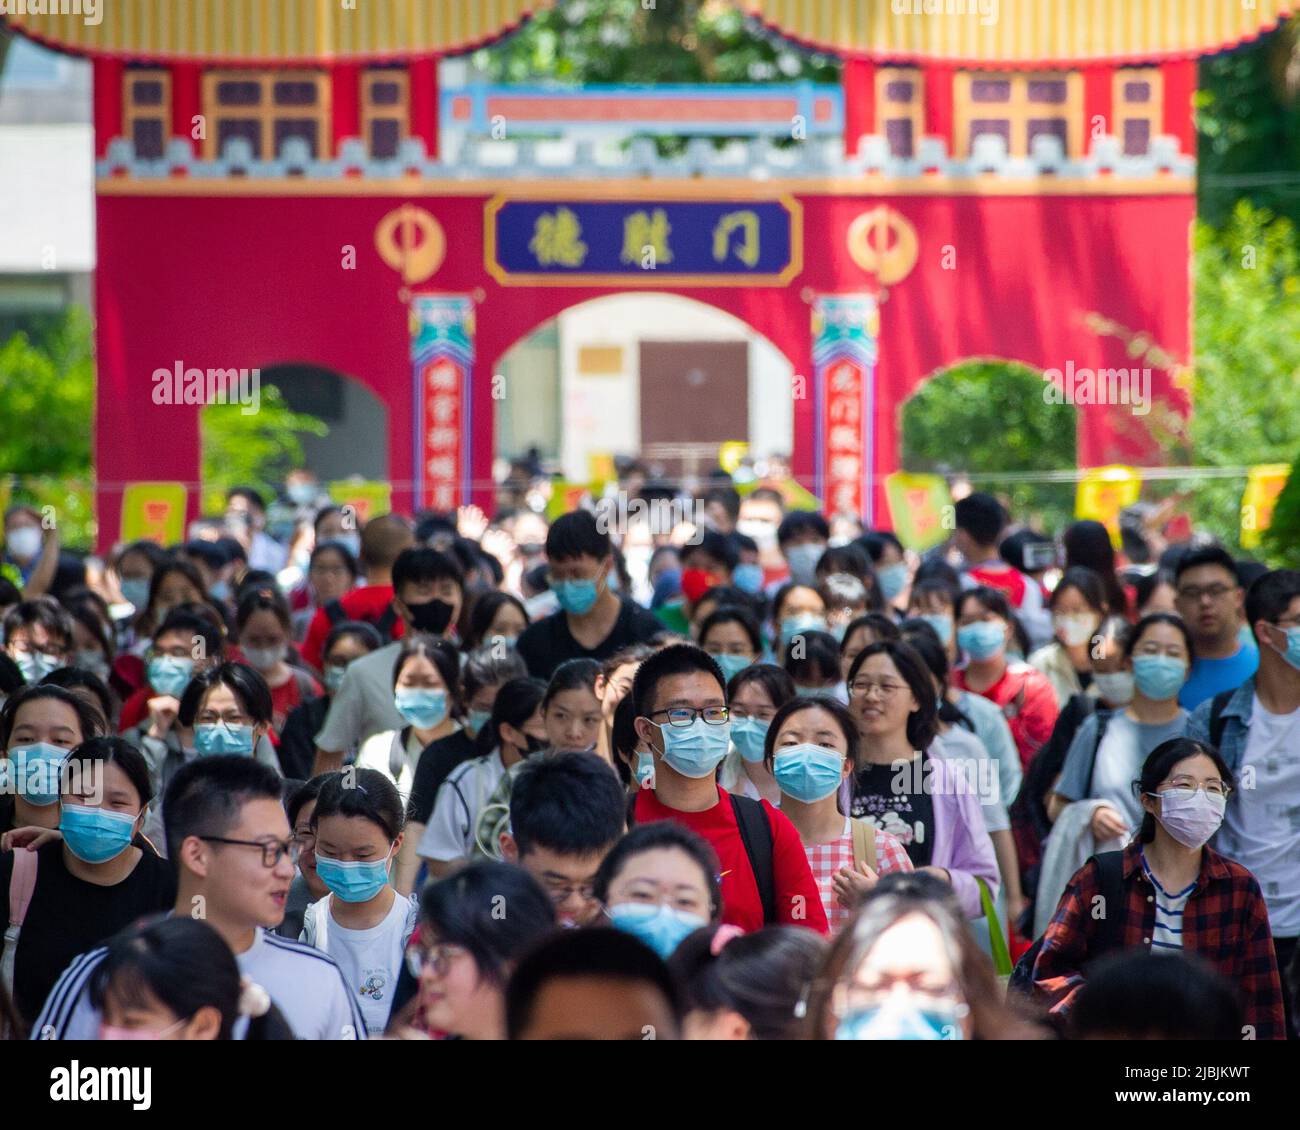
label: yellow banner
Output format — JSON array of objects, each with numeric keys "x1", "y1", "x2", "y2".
[
  {"x1": 1076, "y1": 466, "x2": 1141, "y2": 548},
  {"x1": 885, "y1": 472, "x2": 953, "y2": 551},
  {"x1": 121, "y1": 483, "x2": 188, "y2": 545},
  {"x1": 1241, "y1": 464, "x2": 1291, "y2": 549},
  {"x1": 327, "y1": 481, "x2": 392, "y2": 524}
]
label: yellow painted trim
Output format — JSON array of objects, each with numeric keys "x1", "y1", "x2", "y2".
[{"x1": 482, "y1": 192, "x2": 804, "y2": 287}]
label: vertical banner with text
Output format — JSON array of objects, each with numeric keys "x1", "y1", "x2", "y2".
[
  {"x1": 814, "y1": 295, "x2": 879, "y2": 524},
  {"x1": 411, "y1": 295, "x2": 475, "y2": 512}
]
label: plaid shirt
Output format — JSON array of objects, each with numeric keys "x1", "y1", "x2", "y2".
[
  {"x1": 806, "y1": 821, "x2": 913, "y2": 932},
  {"x1": 1031, "y1": 841, "x2": 1285, "y2": 1039}
]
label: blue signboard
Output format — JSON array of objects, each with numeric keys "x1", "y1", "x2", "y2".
[{"x1": 485, "y1": 197, "x2": 802, "y2": 286}]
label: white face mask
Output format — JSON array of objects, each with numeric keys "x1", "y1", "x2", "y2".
[
  {"x1": 1092, "y1": 670, "x2": 1135, "y2": 706},
  {"x1": 1054, "y1": 612, "x2": 1099, "y2": 648},
  {"x1": 1154, "y1": 787, "x2": 1227, "y2": 850},
  {"x1": 6, "y1": 527, "x2": 42, "y2": 560}
]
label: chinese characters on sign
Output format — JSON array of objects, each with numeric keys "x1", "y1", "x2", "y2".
[
  {"x1": 813, "y1": 296, "x2": 879, "y2": 523},
  {"x1": 411, "y1": 295, "x2": 475, "y2": 512},
  {"x1": 488, "y1": 199, "x2": 801, "y2": 285}
]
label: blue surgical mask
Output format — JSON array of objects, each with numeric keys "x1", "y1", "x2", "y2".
[
  {"x1": 957, "y1": 621, "x2": 1005, "y2": 661},
  {"x1": 609, "y1": 902, "x2": 708, "y2": 961},
  {"x1": 920, "y1": 614, "x2": 954, "y2": 645},
  {"x1": 780, "y1": 612, "x2": 827, "y2": 647},
  {"x1": 732, "y1": 563, "x2": 765, "y2": 595},
  {"x1": 772, "y1": 743, "x2": 844, "y2": 804},
  {"x1": 394, "y1": 688, "x2": 448, "y2": 729},
  {"x1": 287, "y1": 482, "x2": 317, "y2": 507},
  {"x1": 784, "y1": 543, "x2": 824, "y2": 586},
  {"x1": 877, "y1": 562, "x2": 909, "y2": 602},
  {"x1": 8, "y1": 742, "x2": 68, "y2": 806},
  {"x1": 656, "y1": 716, "x2": 731, "y2": 779},
  {"x1": 194, "y1": 721, "x2": 254, "y2": 756},
  {"x1": 210, "y1": 580, "x2": 231, "y2": 603},
  {"x1": 1131, "y1": 654, "x2": 1187, "y2": 701},
  {"x1": 466, "y1": 709, "x2": 492, "y2": 738},
  {"x1": 835, "y1": 1000, "x2": 966, "y2": 1041},
  {"x1": 15, "y1": 651, "x2": 62, "y2": 683},
  {"x1": 635, "y1": 750, "x2": 656, "y2": 788},
  {"x1": 60, "y1": 803, "x2": 138, "y2": 864},
  {"x1": 147, "y1": 655, "x2": 195, "y2": 698},
  {"x1": 315, "y1": 849, "x2": 393, "y2": 903},
  {"x1": 553, "y1": 577, "x2": 601, "y2": 616},
  {"x1": 119, "y1": 578, "x2": 151, "y2": 610},
  {"x1": 334, "y1": 532, "x2": 362, "y2": 559},
  {"x1": 712, "y1": 652, "x2": 752, "y2": 683},
  {"x1": 730, "y1": 717, "x2": 770, "y2": 763},
  {"x1": 323, "y1": 664, "x2": 348, "y2": 694},
  {"x1": 1267, "y1": 624, "x2": 1300, "y2": 671}
]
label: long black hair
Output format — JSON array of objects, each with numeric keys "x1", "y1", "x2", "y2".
[
  {"x1": 477, "y1": 676, "x2": 547, "y2": 756},
  {"x1": 1135, "y1": 737, "x2": 1233, "y2": 844}
]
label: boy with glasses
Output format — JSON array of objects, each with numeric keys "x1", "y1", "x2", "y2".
[
  {"x1": 33, "y1": 755, "x2": 365, "y2": 1039},
  {"x1": 1173, "y1": 546, "x2": 1258, "y2": 709}
]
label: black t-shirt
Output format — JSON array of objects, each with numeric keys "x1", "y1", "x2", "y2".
[
  {"x1": 9, "y1": 839, "x2": 176, "y2": 1024},
  {"x1": 515, "y1": 598, "x2": 665, "y2": 680},
  {"x1": 850, "y1": 753, "x2": 936, "y2": 869},
  {"x1": 406, "y1": 729, "x2": 479, "y2": 826}
]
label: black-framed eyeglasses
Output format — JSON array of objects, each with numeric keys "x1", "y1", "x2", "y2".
[
  {"x1": 648, "y1": 706, "x2": 730, "y2": 728},
  {"x1": 199, "y1": 835, "x2": 302, "y2": 868}
]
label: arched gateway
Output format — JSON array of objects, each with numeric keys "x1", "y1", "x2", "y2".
[{"x1": 5, "y1": 0, "x2": 1292, "y2": 548}]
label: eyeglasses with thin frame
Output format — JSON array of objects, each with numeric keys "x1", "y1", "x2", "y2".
[
  {"x1": 198, "y1": 835, "x2": 302, "y2": 868},
  {"x1": 849, "y1": 679, "x2": 909, "y2": 701},
  {"x1": 648, "y1": 706, "x2": 730, "y2": 728},
  {"x1": 1157, "y1": 775, "x2": 1232, "y2": 799},
  {"x1": 405, "y1": 942, "x2": 469, "y2": 979},
  {"x1": 1175, "y1": 584, "x2": 1234, "y2": 604}
]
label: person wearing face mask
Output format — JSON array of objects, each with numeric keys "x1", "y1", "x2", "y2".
[
  {"x1": 413, "y1": 677, "x2": 548, "y2": 885},
  {"x1": 1186, "y1": 568, "x2": 1300, "y2": 1037},
  {"x1": 776, "y1": 510, "x2": 830, "y2": 590},
  {"x1": 630, "y1": 644, "x2": 828, "y2": 934},
  {"x1": 812, "y1": 872, "x2": 1036, "y2": 1040},
  {"x1": 312, "y1": 546, "x2": 463, "y2": 777},
  {"x1": 0, "y1": 684, "x2": 106, "y2": 836},
  {"x1": 3, "y1": 597, "x2": 72, "y2": 686},
  {"x1": 298, "y1": 769, "x2": 418, "y2": 1035},
  {"x1": 175, "y1": 665, "x2": 281, "y2": 792},
  {"x1": 1029, "y1": 567, "x2": 1110, "y2": 706},
  {"x1": 463, "y1": 591, "x2": 530, "y2": 654},
  {"x1": 61, "y1": 594, "x2": 116, "y2": 689},
  {"x1": 355, "y1": 636, "x2": 462, "y2": 803},
  {"x1": 676, "y1": 531, "x2": 738, "y2": 622},
  {"x1": 91, "y1": 917, "x2": 294, "y2": 1041},
  {"x1": 697, "y1": 607, "x2": 763, "y2": 688},
  {"x1": 225, "y1": 488, "x2": 287, "y2": 575},
  {"x1": 856, "y1": 531, "x2": 911, "y2": 614},
  {"x1": 718, "y1": 664, "x2": 794, "y2": 805},
  {"x1": 765, "y1": 697, "x2": 913, "y2": 931},
  {"x1": 515, "y1": 511, "x2": 662, "y2": 682},
  {"x1": 594, "y1": 822, "x2": 723, "y2": 960},
  {"x1": 771, "y1": 582, "x2": 828, "y2": 653},
  {"x1": 289, "y1": 541, "x2": 359, "y2": 642},
  {"x1": 729, "y1": 533, "x2": 766, "y2": 600},
  {"x1": 277, "y1": 622, "x2": 381, "y2": 781},
  {"x1": 3, "y1": 737, "x2": 175, "y2": 1026},
  {"x1": 951, "y1": 587, "x2": 1059, "y2": 772},
  {"x1": 114, "y1": 561, "x2": 219, "y2": 701},
  {"x1": 234, "y1": 589, "x2": 321, "y2": 736},
  {"x1": 1030, "y1": 737, "x2": 1284, "y2": 1040},
  {"x1": 2, "y1": 506, "x2": 60, "y2": 597}
]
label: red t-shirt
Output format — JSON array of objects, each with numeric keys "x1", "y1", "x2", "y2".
[
  {"x1": 269, "y1": 670, "x2": 322, "y2": 734},
  {"x1": 966, "y1": 563, "x2": 1029, "y2": 608},
  {"x1": 953, "y1": 660, "x2": 1060, "y2": 772},
  {"x1": 300, "y1": 585, "x2": 400, "y2": 671},
  {"x1": 634, "y1": 785, "x2": 829, "y2": 935}
]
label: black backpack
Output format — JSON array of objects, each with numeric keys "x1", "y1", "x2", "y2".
[
  {"x1": 1008, "y1": 848, "x2": 1127, "y2": 997},
  {"x1": 323, "y1": 597, "x2": 400, "y2": 643},
  {"x1": 729, "y1": 793, "x2": 777, "y2": 926}
]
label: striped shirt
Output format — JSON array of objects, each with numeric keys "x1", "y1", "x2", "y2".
[{"x1": 1141, "y1": 851, "x2": 1195, "y2": 953}]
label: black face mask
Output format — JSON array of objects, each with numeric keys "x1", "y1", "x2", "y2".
[
  {"x1": 522, "y1": 734, "x2": 548, "y2": 756},
  {"x1": 406, "y1": 598, "x2": 455, "y2": 635}
]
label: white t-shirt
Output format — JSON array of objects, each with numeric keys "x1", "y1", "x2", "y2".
[
  {"x1": 355, "y1": 728, "x2": 424, "y2": 802},
  {"x1": 931, "y1": 725, "x2": 1009, "y2": 833},
  {"x1": 301, "y1": 892, "x2": 418, "y2": 1036},
  {"x1": 1219, "y1": 697, "x2": 1300, "y2": 936},
  {"x1": 31, "y1": 927, "x2": 367, "y2": 1040},
  {"x1": 418, "y1": 749, "x2": 507, "y2": 863}
]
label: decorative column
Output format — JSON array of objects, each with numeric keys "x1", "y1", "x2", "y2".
[
  {"x1": 813, "y1": 295, "x2": 879, "y2": 526},
  {"x1": 411, "y1": 295, "x2": 475, "y2": 512}
]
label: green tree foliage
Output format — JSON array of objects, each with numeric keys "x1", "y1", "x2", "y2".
[
  {"x1": 200, "y1": 385, "x2": 328, "y2": 511},
  {"x1": 901, "y1": 360, "x2": 1077, "y2": 532}
]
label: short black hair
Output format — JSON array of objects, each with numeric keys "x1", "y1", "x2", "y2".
[
  {"x1": 697, "y1": 606, "x2": 763, "y2": 656},
  {"x1": 1049, "y1": 566, "x2": 1108, "y2": 613},
  {"x1": 955, "y1": 585, "x2": 1016, "y2": 625},
  {"x1": 817, "y1": 544, "x2": 872, "y2": 580},
  {"x1": 322, "y1": 619, "x2": 382, "y2": 659},
  {"x1": 286, "y1": 774, "x2": 330, "y2": 829},
  {"x1": 953, "y1": 492, "x2": 1006, "y2": 548},
  {"x1": 727, "y1": 662, "x2": 796, "y2": 710},
  {"x1": 0, "y1": 682, "x2": 106, "y2": 749},
  {"x1": 505, "y1": 927, "x2": 681, "y2": 1040},
  {"x1": 703, "y1": 485, "x2": 742, "y2": 522},
  {"x1": 478, "y1": 676, "x2": 548, "y2": 757},
  {"x1": 841, "y1": 613, "x2": 901, "y2": 650},
  {"x1": 227, "y1": 486, "x2": 266, "y2": 512},
  {"x1": 163, "y1": 754, "x2": 284, "y2": 862},
  {"x1": 177, "y1": 663, "x2": 274, "y2": 727},
  {"x1": 542, "y1": 657, "x2": 601, "y2": 713},
  {"x1": 1124, "y1": 612, "x2": 1195, "y2": 664},
  {"x1": 391, "y1": 546, "x2": 464, "y2": 595},
  {"x1": 776, "y1": 510, "x2": 830, "y2": 547},
  {"x1": 1069, "y1": 950, "x2": 1244, "y2": 1040},
  {"x1": 1173, "y1": 545, "x2": 1238, "y2": 585},
  {"x1": 2, "y1": 596, "x2": 73, "y2": 652},
  {"x1": 592, "y1": 822, "x2": 721, "y2": 919},
  {"x1": 630, "y1": 643, "x2": 725, "y2": 720},
  {"x1": 545, "y1": 510, "x2": 611, "y2": 563},
  {"x1": 854, "y1": 531, "x2": 903, "y2": 564},
  {"x1": 312, "y1": 767, "x2": 405, "y2": 842},
  {"x1": 309, "y1": 539, "x2": 359, "y2": 581},
  {"x1": 39, "y1": 667, "x2": 116, "y2": 727},
  {"x1": 1245, "y1": 569, "x2": 1300, "y2": 630},
  {"x1": 781, "y1": 629, "x2": 841, "y2": 684},
  {"x1": 846, "y1": 640, "x2": 939, "y2": 752},
  {"x1": 235, "y1": 587, "x2": 291, "y2": 632},
  {"x1": 64, "y1": 735, "x2": 153, "y2": 808},
  {"x1": 680, "y1": 530, "x2": 738, "y2": 572},
  {"x1": 419, "y1": 861, "x2": 556, "y2": 986},
  {"x1": 154, "y1": 608, "x2": 223, "y2": 658},
  {"x1": 510, "y1": 751, "x2": 626, "y2": 857}
]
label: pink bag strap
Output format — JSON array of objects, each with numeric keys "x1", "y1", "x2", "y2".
[{"x1": 8, "y1": 848, "x2": 38, "y2": 929}]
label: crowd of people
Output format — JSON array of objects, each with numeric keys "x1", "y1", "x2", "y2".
[{"x1": 0, "y1": 473, "x2": 1295, "y2": 1040}]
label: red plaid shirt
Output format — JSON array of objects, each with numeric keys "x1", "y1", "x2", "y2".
[{"x1": 1031, "y1": 841, "x2": 1285, "y2": 1040}]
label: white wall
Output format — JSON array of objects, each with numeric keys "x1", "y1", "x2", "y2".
[{"x1": 555, "y1": 293, "x2": 793, "y2": 481}]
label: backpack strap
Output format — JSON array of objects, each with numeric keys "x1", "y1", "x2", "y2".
[
  {"x1": 323, "y1": 599, "x2": 348, "y2": 626},
  {"x1": 390, "y1": 728, "x2": 410, "y2": 782},
  {"x1": 1208, "y1": 689, "x2": 1235, "y2": 751},
  {"x1": 1082, "y1": 708, "x2": 1115, "y2": 799},
  {"x1": 375, "y1": 604, "x2": 400, "y2": 642},
  {"x1": 1091, "y1": 848, "x2": 1127, "y2": 956},
  {"x1": 729, "y1": 793, "x2": 776, "y2": 926},
  {"x1": 8, "y1": 848, "x2": 37, "y2": 930},
  {"x1": 850, "y1": 818, "x2": 877, "y2": 873}
]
